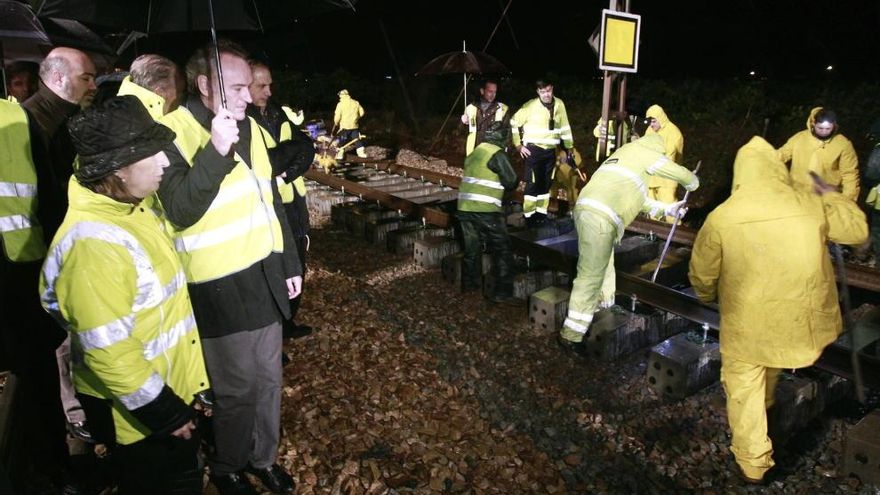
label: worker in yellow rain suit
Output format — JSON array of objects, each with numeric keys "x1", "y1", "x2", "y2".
[
  {"x1": 592, "y1": 112, "x2": 631, "y2": 162},
  {"x1": 549, "y1": 147, "x2": 584, "y2": 206},
  {"x1": 644, "y1": 104, "x2": 684, "y2": 222},
  {"x1": 689, "y1": 136, "x2": 868, "y2": 484},
  {"x1": 558, "y1": 134, "x2": 698, "y2": 350},
  {"x1": 777, "y1": 107, "x2": 860, "y2": 201},
  {"x1": 333, "y1": 89, "x2": 366, "y2": 160}
]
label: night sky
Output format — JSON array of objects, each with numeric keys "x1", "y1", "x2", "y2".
[{"x1": 237, "y1": 0, "x2": 880, "y2": 80}]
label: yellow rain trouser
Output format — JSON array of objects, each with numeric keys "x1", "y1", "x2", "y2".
[
  {"x1": 721, "y1": 356, "x2": 781, "y2": 480},
  {"x1": 550, "y1": 163, "x2": 580, "y2": 205},
  {"x1": 560, "y1": 210, "x2": 616, "y2": 343}
]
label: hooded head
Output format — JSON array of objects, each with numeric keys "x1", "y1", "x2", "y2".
[
  {"x1": 731, "y1": 136, "x2": 791, "y2": 192},
  {"x1": 645, "y1": 104, "x2": 669, "y2": 130},
  {"x1": 338, "y1": 89, "x2": 349, "y2": 99},
  {"x1": 482, "y1": 120, "x2": 510, "y2": 148},
  {"x1": 806, "y1": 106, "x2": 838, "y2": 140}
]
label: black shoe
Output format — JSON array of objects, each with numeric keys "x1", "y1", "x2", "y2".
[
  {"x1": 67, "y1": 421, "x2": 94, "y2": 443},
  {"x1": 211, "y1": 472, "x2": 259, "y2": 495},
  {"x1": 556, "y1": 334, "x2": 587, "y2": 357},
  {"x1": 289, "y1": 324, "x2": 313, "y2": 339},
  {"x1": 246, "y1": 464, "x2": 295, "y2": 494},
  {"x1": 281, "y1": 352, "x2": 292, "y2": 367}
]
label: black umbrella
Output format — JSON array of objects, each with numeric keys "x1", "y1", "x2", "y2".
[
  {"x1": 41, "y1": 17, "x2": 115, "y2": 70},
  {"x1": 35, "y1": 0, "x2": 358, "y2": 106},
  {"x1": 416, "y1": 41, "x2": 510, "y2": 113},
  {"x1": 0, "y1": 1, "x2": 51, "y2": 97}
]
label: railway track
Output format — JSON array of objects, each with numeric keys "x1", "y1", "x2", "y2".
[{"x1": 307, "y1": 159, "x2": 880, "y2": 389}]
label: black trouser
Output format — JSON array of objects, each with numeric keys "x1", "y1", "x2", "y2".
[
  {"x1": 523, "y1": 144, "x2": 556, "y2": 225},
  {"x1": 458, "y1": 211, "x2": 514, "y2": 297},
  {"x1": 872, "y1": 209, "x2": 880, "y2": 254},
  {"x1": 114, "y1": 432, "x2": 202, "y2": 495},
  {"x1": 282, "y1": 232, "x2": 307, "y2": 337}
]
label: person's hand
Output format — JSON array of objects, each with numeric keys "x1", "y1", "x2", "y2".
[
  {"x1": 518, "y1": 145, "x2": 531, "y2": 158},
  {"x1": 460, "y1": 114, "x2": 469, "y2": 125},
  {"x1": 170, "y1": 421, "x2": 196, "y2": 440},
  {"x1": 809, "y1": 171, "x2": 837, "y2": 195},
  {"x1": 286, "y1": 276, "x2": 303, "y2": 299},
  {"x1": 664, "y1": 200, "x2": 687, "y2": 218},
  {"x1": 211, "y1": 108, "x2": 239, "y2": 156}
]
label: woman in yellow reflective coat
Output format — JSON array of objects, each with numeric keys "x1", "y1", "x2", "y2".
[
  {"x1": 777, "y1": 107, "x2": 860, "y2": 201},
  {"x1": 689, "y1": 136, "x2": 868, "y2": 483},
  {"x1": 40, "y1": 97, "x2": 209, "y2": 494}
]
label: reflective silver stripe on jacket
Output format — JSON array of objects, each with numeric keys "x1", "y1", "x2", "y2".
[
  {"x1": 42, "y1": 221, "x2": 166, "y2": 327},
  {"x1": 0, "y1": 214, "x2": 31, "y2": 232},
  {"x1": 0, "y1": 182, "x2": 37, "y2": 197},
  {"x1": 457, "y1": 192, "x2": 502, "y2": 207},
  {"x1": 646, "y1": 157, "x2": 669, "y2": 175},
  {"x1": 143, "y1": 313, "x2": 197, "y2": 360},
  {"x1": 576, "y1": 197, "x2": 624, "y2": 235},
  {"x1": 208, "y1": 179, "x2": 260, "y2": 209},
  {"x1": 119, "y1": 372, "x2": 165, "y2": 409},
  {"x1": 78, "y1": 315, "x2": 136, "y2": 351},
  {"x1": 173, "y1": 208, "x2": 271, "y2": 252},
  {"x1": 461, "y1": 176, "x2": 504, "y2": 190}
]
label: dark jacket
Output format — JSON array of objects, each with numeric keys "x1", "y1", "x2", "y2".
[
  {"x1": 156, "y1": 96, "x2": 300, "y2": 338},
  {"x1": 22, "y1": 81, "x2": 81, "y2": 240},
  {"x1": 247, "y1": 101, "x2": 314, "y2": 237}
]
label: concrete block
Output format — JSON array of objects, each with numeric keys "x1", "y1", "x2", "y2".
[
  {"x1": 529, "y1": 287, "x2": 570, "y2": 331},
  {"x1": 582, "y1": 304, "x2": 668, "y2": 360},
  {"x1": 440, "y1": 252, "x2": 492, "y2": 289},
  {"x1": 394, "y1": 185, "x2": 444, "y2": 199},
  {"x1": 843, "y1": 411, "x2": 880, "y2": 485},
  {"x1": 507, "y1": 212, "x2": 526, "y2": 228},
  {"x1": 484, "y1": 270, "x2": 556, "y2": 300},
  {"x1": 364, "y1": 218, "x2": 421, "y2": 244},
  {"x1": 636, "y1": 247, "x2": 692, "y2": 286},
  {"x1": 647, "y1": 332, "x2": 721, "y2": 400},
  {"x1": 614, "y1": 235, "x2": 659, "y2": 269},
  {"x1": 347, "y1": 207, "x2": 399, "y2": 236},
  {"x1": 314, "y1": 191, "x2": 359, "y2": 217},
  {"x1": 413, "y1": 237, "x2": 459, "y2": 269},
  {"x1": 767, "y1": 370, "x2": 851, "y2": 446},
  {"x1": 387, "y1": 226, "x2": 450, "y2": 254},
  {"x1": 329, "y1": 199, "x2": 362, "y2": 226}
]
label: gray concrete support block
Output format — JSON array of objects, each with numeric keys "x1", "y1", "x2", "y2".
[
  {"x1": 365, "y1": 218, "x2": 421, "y2": 244},
  {"x1": 529, "y1": 286, "x2": 571, "y2": 332},
  {"x1": 314, "y1": 191, "x2": 359, "y2": 216},
  {"x1": 767, "y1": 370, "x2": 851, "y2": 446},
  {"x1": 386, "y1": 226, "x2": 451, "y2": 254},
  {"x1": 647, "y1": 332, "x2": 721, "y2": 400},
  {"x1": 347, "y1": 207, "x2": 399, "y2": 236},
  {"x1": 413, "y1": 237, "x2": 460, "y2": 268},
  {"x1": 582, "y1": 305, "x2": 668, "y2": 360},
  {"x1": 330, "y1": 200, "x2": 362, "y2": 227},
  {"x1": 614, "y1": 235, "x2": 659, "y2": 268},
  {"x1": 440, "y1": 252, "x2": 492, "y2": 289},
  {"x1": 843, "y1": 410, "x2": 880, "y2": 486},
  {"x1": 483, "y1": 270, "x2": 556, "y2": 300}
]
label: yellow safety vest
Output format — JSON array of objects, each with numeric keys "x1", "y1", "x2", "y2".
[
  {"x1": 458, "y1": 143, "x2": 504, "y2": 213},
  {"x1": 276, "y1": 120, "x2": 307, "y2": 205},
  {"x1": 510, "y1": 97, "x2": 574, "y2": 150},
  {"x1": 159, "y1": 107, "x2": 284, "y2": 283},
  {"x1": 40, "y1": 179, "x2": 209, "y2": 445},
  {"x1": 0, "y1": 99, "x2": 47, "y2": 262}
]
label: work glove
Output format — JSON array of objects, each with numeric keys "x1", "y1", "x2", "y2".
[{"x1": 664, "y1": 200, "x2": 687, "y2": 218}]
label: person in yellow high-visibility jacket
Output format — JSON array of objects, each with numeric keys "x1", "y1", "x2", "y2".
[
  {"x1": 248, "y1": 61, "x2": 316, "y2": 341},
  {"x1": 510, "y1": 79, "x2": 575, "y2": 226},
  {"x1": 644, "y1": 104, "x2": 684, "y2": 222},
  {"x1": 559, "y1": 135, "x2": 698, "y2": 350},
  {"x1": 689, "y1": 136, "x2": 867, "y2": 484}
]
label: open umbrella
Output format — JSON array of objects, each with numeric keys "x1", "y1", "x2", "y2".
[
  {"x1": 41, "y1": 17, "x2": 116, "y2": 70},
  {"x1": 35, "y1": 0, "x2": 358, "y2": 106},
  {"x1": 416, "y1": 40, "x2": 510, "y2": 113},
  {"x1": 0, "y1": 1, "x2": 51, "y2": 97}
]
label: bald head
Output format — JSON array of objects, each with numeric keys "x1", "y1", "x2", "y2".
[{"x1": 39, "y1": 47, "x2": 97, "y2": 106}]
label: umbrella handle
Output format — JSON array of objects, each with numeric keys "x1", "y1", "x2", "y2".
[{"x1": 208, "y1": 0, "x2": 227, "y2": 110}]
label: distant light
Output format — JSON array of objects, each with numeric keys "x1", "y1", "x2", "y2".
[
  {"x1": 826, "y1": 65, "x2": 834, "y2": 71},
  {"x1": 749, "y1": 70, "x2": 756, "y2": 76},
  {"x1": 385, "y1": 75, "x2": 392, "y2": 80}
]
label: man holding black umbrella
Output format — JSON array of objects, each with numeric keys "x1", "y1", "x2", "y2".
[{"x1": 158, "y1": 40, "x2": 301, "y2": 495}]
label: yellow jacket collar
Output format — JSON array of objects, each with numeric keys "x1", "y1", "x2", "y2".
[
  {"x1": 117, "y1": 76, "x2": 165, "y2": 121},
  {"x1": 68, "y1": 176, "x2": 140, "y2": 216}
]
